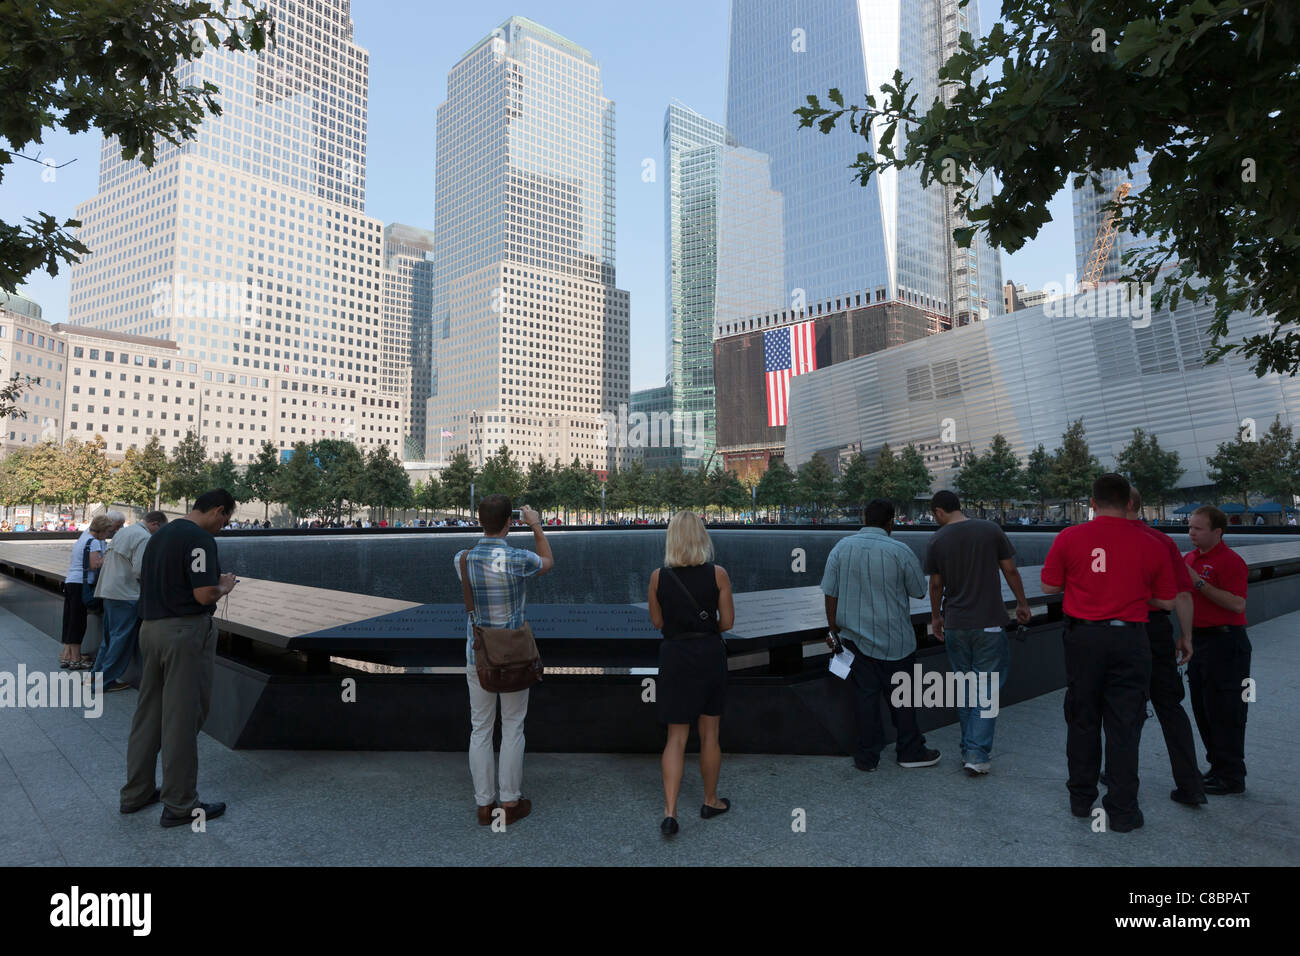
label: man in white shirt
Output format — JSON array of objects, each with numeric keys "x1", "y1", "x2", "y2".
[{"x1": 92, "y1": 512, "x2": 168, "y2": 691}]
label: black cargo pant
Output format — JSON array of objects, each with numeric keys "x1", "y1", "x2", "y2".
[
  {"x1": 1188, "y1": 625, "x2": 1251, "y2": 787},
  {"x1": 1145, "y1": 610, "x2": 1204, "y2": 796},
  {"x1": 1063, "y1": 621, "x2": 1151, "y2": 825}
]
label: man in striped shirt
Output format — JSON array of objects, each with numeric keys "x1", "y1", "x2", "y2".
[{"x1": 822, "y1": 498, "x2": 940, "y2": 771}]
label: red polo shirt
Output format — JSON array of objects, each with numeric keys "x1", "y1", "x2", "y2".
[
  {"x1": 1041, "y1": 516, "x2": 1176, "y2": 621},
  {"x1": 1136, "y1": 520, "x2": 1196, "y2": 594},
  {"x1": 1184, "y1": 541, "x2": 1248, "y2": 626}
]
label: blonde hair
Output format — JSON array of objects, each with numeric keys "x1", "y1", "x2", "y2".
[
  {"x1": 664, "y1": 511, "x2": 714, "y2": 568},
  {"x1": 88, "y1": 515, "x2": 117, "y2": 535}
]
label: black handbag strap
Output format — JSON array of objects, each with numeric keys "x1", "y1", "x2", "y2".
[
  {"x1": 662, "y1": 566, "x2": 717, "y2": 631},
  {"x1": 82, "y1": 536, "x2": 96, "y2": 581}
]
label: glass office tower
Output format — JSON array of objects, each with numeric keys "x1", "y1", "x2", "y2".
[
  {"x1": 382, "y1": 224, "x2": 436, "y2": 459},
  {"x1": 67, "y1": 0, "x2": 404, "y2": 462},
  {"x1": 1073, "y1": 150, "x2": 1154, "y2": 285},
  {"x1": 663, "y1": 102, "x2": 727, "y2": 471},
  {"x1": 428, "y1": 17, "x2": 630, "y2": 470},
  {"x1": 719, "y1": 0, "x2": 1003, "y2": 331}
]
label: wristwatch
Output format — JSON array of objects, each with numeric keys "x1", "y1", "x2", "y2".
[{"x1": 1194, "y1": 578, "x2": 1206, "y2": 591}]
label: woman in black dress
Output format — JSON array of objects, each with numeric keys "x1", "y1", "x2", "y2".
[{"x1": 647, "y1": 511, "x2": 735, "y2": 836}]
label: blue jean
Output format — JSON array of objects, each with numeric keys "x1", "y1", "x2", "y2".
[
  {"x1": 93, "y1": 598, "x2": 141, "y2": 686},
  {"x1": 944, "y1": 627, "x2": 1010, "y2": 763}
]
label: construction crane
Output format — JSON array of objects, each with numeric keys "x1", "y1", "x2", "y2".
[{"x1": 1078, "y1": 181, "x2": 1132, "y2": 291}]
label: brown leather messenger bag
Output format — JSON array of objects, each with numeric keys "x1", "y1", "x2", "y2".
[{"x1": 459, "y1": 551, "x2": 543, "y2": 693}]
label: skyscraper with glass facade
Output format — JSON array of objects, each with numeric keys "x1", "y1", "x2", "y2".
[
  {"x1": 67, "y1": 0, "x2": 404, "y2": 462},
  {"x1": 428, "y1": 17, "x2": 630, "y2": 470},
  {"x1": 661, "y1": 102, "x2": 727, "y2": 472},
  {"x1": 718, "y1": 0, "x2": 1003, "y2": 336},
  {"x1": 382, "y1": 224, "x2": 435, "y2": 460},
  {"x1": 1073, "y1": 150, "x2": 1154, "y2": 285}
]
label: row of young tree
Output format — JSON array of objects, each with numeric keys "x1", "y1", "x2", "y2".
[
  {"x1": 3, "y1": 418, "x2": 1295, "y2": 528},
  {"x1": 421, "y1": 448, "x2": 753, "y2": 523},
  {"x1": 952, "y1": 421, "x2": 1175, "y2": 522},
  {"x1": 951, "y1": 417, "x2": 1300, "y2": 522},
  {"x1": 753, "y1": 443, "x2": 934, "y2": 522},
  {"x1": 1206, "y1": 417, "x2": 1300, "y2": 509},
  {"x1": 0, "y1": 432, "x2": 411, "y2": 525}
]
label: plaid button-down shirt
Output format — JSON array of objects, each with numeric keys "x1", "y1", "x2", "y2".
[{"x1": 454, "y1": 538, "x2": 544, "y2": 665}]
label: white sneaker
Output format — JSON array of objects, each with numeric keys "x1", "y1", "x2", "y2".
[{"x1": 964, "y1": 761, "x2": 991, "y2": 776}]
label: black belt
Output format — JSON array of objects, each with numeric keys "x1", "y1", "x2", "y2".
[
  {"x1": 1067, "y1": 616, "x2": 1142, "y2": 628},
  {"x1": 1192, "y1": 625, "x2": 1236, "y2": 634},
  {"x1": 1149, "y1": 609, "x2": 1171, "y2": 618}
]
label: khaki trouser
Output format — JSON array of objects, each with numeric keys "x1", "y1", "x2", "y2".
[{"x1": 121, "y1": 614, "x2": 217, "y2": 813}]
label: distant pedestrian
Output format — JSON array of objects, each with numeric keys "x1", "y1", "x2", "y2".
[
  {"x1": 453, "y1": 495, "x2": 552, "y2": 827},
  {"x1": 823, "y1": 498, "x2": 940, "y2": 772},
  {"x1": 61, "y1": 512, "x2": 124, "y2": 669},
  {"x1": 646, "y1": 511, "x2": 735, "y2": 836},
  {"x1": 1040, "y1": 474, "x2": 1174, "y2": 831},
  {"x1": 924, "y1": 490, "x2": 1031, "y2": 775},
  {"x1": 121, "y1": 490, "x2": 236, "y2": 826},
  {"x1": 91, "y1": 511, "x2": 169, "y2": 692},
  {"x1": 1185, "y1": 506, "x2": 1251, "y2": 795}
]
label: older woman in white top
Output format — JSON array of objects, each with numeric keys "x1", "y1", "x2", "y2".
[{"x1": 61, "y1": 511, "x2": 124, "y2": 668}]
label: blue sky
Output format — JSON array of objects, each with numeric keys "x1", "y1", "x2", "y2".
[{"x1": 3, "y1": 0, "x2": 1073, "y2": 392}]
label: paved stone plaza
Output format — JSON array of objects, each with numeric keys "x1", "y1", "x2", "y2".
[{"x1": 1, "y1": 604, "x2": 1295, "y2": 867}]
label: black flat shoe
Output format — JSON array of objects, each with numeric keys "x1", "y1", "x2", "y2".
[
  {"x1": 701, "y1": 798, "x2": 730, "y2": 819},
  {"x1": 1170, "y1": 788, "x2": 1208, "y2": 806},
  {"x1": 160, "y1": 800, "x2": 226, "y2": 828},
  {"x1": 660, "y1": 816, "x2": 679, "y2": 836}
]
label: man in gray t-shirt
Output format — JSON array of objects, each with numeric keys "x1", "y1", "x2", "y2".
[{"x1": 924, "y1": 491, "x2": 1031, "y2": 775}]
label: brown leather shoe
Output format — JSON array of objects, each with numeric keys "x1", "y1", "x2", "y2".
[
  {"x1": 477, "y1": 803, "x2": 498, "y2": 826},
  {"x1": 503, "y1": 798, "x2": 531, "y2": 825}
]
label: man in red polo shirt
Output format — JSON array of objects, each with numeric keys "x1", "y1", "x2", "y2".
[
  {"x1": 1184, "y1": 505, "x2": 1251, "y2": 795},
  {"x1": 1041, "y1": 473, "x2": 1175, "y2": 832},
  {"x1": 1126, "y1": 488, "x2": 1206, "y2": 807}
]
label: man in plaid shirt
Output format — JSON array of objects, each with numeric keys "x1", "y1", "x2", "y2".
[{"x1": 454, "y1": 494, "x2": 553, "y2": 826}]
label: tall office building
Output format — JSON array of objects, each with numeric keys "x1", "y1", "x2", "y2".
[
  {"x1": 718, "y1": 0, "x2": 1003, "y2": 334},
  {"x1": 1073, "y1": 150, "x2": 1154, "y2": 285},
  {"x1": 428, "y1": 17, "x2": 630, "y2": 470},
  {"x1": 382, "y1": 223, "x2": 435, "y2": 459},
  {"x1": 67, "y1": 0, "x2": 404, "y2": 463},
  {"x1": 0, "y1": 292, "x2": 65, "y2": 453},
  {"x1": 662, "y1": 102, "x2": 727, "y2": 472}
]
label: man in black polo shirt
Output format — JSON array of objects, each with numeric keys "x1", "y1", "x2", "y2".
[
  {"x1": 1040, "y1": 474, "x2": 1175, "y2": 832},
  {"x1": 120, "y1": 489, "x2": 237, "y2": 827}
]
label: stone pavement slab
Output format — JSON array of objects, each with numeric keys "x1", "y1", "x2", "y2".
[{"x1": 0, "y1": 603, "x2": 1295, "y2": 866}]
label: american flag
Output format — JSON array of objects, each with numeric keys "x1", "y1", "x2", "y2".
[
  {"x1": 441, "y1": 429, "x2": 453, "y2": 438},
  {"x1": 764, "y1": 320, "x2": 817, "y2": 427}
]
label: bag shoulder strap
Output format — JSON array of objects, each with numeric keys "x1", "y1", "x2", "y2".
[
  {"x1": 458, "y1": 550, "x2": 476, "y2": 616},
  {"x1": 663, "y1": 565, "x2": 715, "y2": 629},
  {"x1": 82, "y1": 537, "x2": 95, "y2": 572}
]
